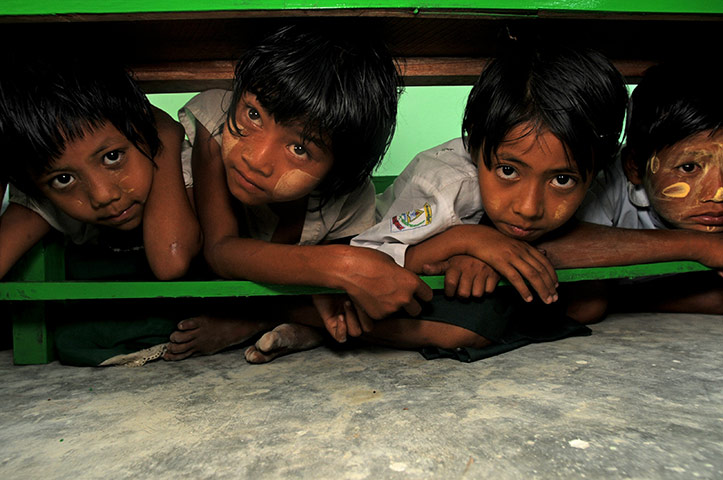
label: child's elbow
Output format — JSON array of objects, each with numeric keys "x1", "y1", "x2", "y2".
[{"x1": 150, "y1": 243, "x2": 201, "y2": 280}]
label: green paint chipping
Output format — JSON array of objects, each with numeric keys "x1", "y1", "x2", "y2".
[{"x1": 0, "y1": 262, "x2": 711, "y2": 300}]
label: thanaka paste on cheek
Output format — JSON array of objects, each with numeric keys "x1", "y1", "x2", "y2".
[
  {"x1": 712, "y1": 187, "x2": 723, "y2": 202},
  {"x1": 119, "y1": 176, "x2": 135, "y2": 194},
  {"x1": 272, "y1": 169, "x2": 320, "y2": 201},
  {"x1": 221, "y1": 128, "x2": 241, "y2": 160},
  {"x1": 661, "y1": 182, "x2": 691, "y2": 198},
  {"x1": 648, "y1": 155, "x2": 660, "y2": 175},
  {"x1": 553, "y1": 201, "x2": 573, "y2": 221}
]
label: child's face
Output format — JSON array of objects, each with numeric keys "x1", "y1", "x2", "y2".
[
  {"x1": 221, "y1": 93, "x2": 334, "y2": 206},
  {"x1": 630, "y1": 130, "x2": 723, "y2": 233},
  {"x1": 34, "y1": 123, "x2": 153, "y2": 230},
  {"x1": 478, "y1": 125, "x2": 592, "y2": 242}
]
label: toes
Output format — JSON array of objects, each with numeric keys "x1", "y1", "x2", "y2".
[
  {"x1": 256, "y1": 331, "x2": 282, "y2": 353},
  {"x1": 176, "y1": 318, "x2": 200, "y2": 331},
  {"x1": 165, "y1": 340, "x2": 194, "y2": 356},
  {"x1": 163, "y1": 348, "x2": 195, "y2": 361},
  {"x1": 244, "y1": 346, "x2": 277, "y2": 364},
  {"x1": 169, "y1": 329, "x2": 196, "y2": 344}
]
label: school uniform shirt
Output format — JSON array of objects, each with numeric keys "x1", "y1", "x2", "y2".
[
  {"x1": 8, "y1": 148, "x2": 194, "y2": 246},
  {"x1": 178, "y1": 89, "x2": 376, "y2": 244},
  {"x1": 351, "y1": 138, "x2": 484, "y2": 266},
  {"x1": 576, "y1": 155, "x2": 668, "y2": 230}
]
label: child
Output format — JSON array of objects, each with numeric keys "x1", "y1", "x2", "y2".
[
  {"x1": 163, "y1": 24, "x2": 433, "y2": 361},
  {"x1": 0, "y1": 55, "x2": 202, "y2": 365},
  {"x1": 570, "y1": 60, "x2": 722, "y2": 316},
  {"x1": 0, "y1": 56, "x2": 200, "y2": 281},
  {"x1": 342, "y1": 42, "x2": 629, "y2": 361}
]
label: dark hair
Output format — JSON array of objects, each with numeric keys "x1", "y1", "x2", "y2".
[
  {"x1": 462, "y1": 42, "x2": 628, "y2": 181},
  {"x1": 227, "y1": 24, "x2": 401, "y2": 203},
  {"x1": 625, "y1": 60, "x2": 722, "y2": 174},
  {"x1": 0, "y1": 56, "x2": 159, "y2": 197}
]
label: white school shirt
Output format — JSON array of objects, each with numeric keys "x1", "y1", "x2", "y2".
[
  {"x1": 178, "y1": 89, "x2": 376, "y2": 244},
  {"x1": 576, "y1": 155, "x2": 668, "y2": 230},
  {"x1": 351, "y1": 138, "x2": 484, "y2": 266}
]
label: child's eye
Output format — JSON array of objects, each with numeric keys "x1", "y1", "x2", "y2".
[
  {"x1": 247, "y1": 107, "x2": 261, "y2": 122},
  {"x1": 551, "y1": 175, "x2": 578, "y2": 189},
  {"x1": 676, "y1": 163, "x2": 699, "y2": 174},
  {"x1": 495, "y1": 165, "x2": 518, "y2": 180},
  {"x1": 103, "y1": 150, "x2": 124, "y2": 165},
  {"x1": 49, "y1": 173, "x2": 75, "y2": 190},
  {"x1": 290, "y1": 144, "x2": 308, "y2": 157}
]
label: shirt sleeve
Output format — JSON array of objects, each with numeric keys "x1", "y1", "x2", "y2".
[
  {"x1": 351, "y1": 148, "x2": 481, "y2": 267},
  {"x1": 322, "y1": 180, "x2": 377, "y2": 242},
  {"x1": 178, "y1": 89, "x2": 231, "y2": 147}
]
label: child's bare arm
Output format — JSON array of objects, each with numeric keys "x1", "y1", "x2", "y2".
[
  {"x1": 0, "y1": 204, "x2": 52, "y2": 279},
  {"x1": 142, "y1": 108, "x2": 202, "y2": 280},
  {"x1": 192, "y1": 123, "x2": 433, "y2": 319},
  {"x1": 538, "y1": 222, "x2": 723, "y2": 269},
  {"x1": 405, "y1": 224, "x2": 559, "y2": 304}
]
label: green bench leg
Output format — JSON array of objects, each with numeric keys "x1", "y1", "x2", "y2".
[{"x1": 9, "y1": 239, "x2": 65, "y2": 365}]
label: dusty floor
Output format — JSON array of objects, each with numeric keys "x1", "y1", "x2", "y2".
[{"x1": 0, "y1": 312, "x2": 721, "y2": 479}]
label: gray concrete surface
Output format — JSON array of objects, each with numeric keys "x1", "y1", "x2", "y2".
[{"x1": 0, "y1": 312, "x2": 721, "y2": 479}]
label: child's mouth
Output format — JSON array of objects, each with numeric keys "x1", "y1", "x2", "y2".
[
  {"x1": 101, "y1": 204, "x2": 137, "y2": 225},
  {"x1": 231, "y1": 167, "x2": 264, "y2": 193},
  {"x1": 500, "y1": 222, "x2": 541, "y2": 240}
]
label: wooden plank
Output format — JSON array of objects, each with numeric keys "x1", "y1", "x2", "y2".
[
  {"x1": 131, "y1": 57, "x2": 657, "y2": 92},
  {"x1": 0, "y1": 262, "x2": 711, "y2": 301}
]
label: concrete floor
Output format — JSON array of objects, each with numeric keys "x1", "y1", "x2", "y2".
[{"x1": 0, "y1": 312, "x2": 721, "y2": 479}]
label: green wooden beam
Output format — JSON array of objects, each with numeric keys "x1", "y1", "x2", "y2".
[
  {"x1": 0, "y1": 261, "x2": 710, "y2": 301},
  {"x1": 1, "y1": 1, "x2": 722, "y2": 16}
]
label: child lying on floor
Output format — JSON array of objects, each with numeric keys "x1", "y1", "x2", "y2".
[
  {"x1": 0, "y1": 55, "x2": 201, "y2": 366},
  {"x1": 163, "y1": 24, "x2": 433, "y2": 361},
  {"x1": 568, "y1": 60, "x2": 722, "y2": 317},
  {"x1": 0, "y1": 56, "x2": 199, "y2": 282}
]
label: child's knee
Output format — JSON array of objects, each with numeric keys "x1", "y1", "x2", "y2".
[{"x1": 567, "y1": 297, "x2": 609, "y2": 324}]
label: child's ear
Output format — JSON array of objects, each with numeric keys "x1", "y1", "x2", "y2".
[{"x1": 622, "y1": 147, "x2": 644, "y2": 185}]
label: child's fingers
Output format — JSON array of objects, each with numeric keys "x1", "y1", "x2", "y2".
[
  {"x1": 322, "y1": 314, "x2": 346, "y2": 343},
  {"x1": 422, "y1": 260, "x2": 450, "y2": 275},
  {"x1": 444, "y1": 269, "x2": 461, "y2": 297},
  {"x1": 513, "y1": 252, "x2": 558, "y2": 303},
  {"x1": 455, "y1": 272, "x2": 474, "y2": 298},
  {"x1": 415, "y1": 278, "x2": 434, "y2": 303},
  {"x1": 471, "y1": 273, "x2": 486, "y2": 297},
  {"x1": 484, "y1": 273, "x2": 499, "y2": 294},
  {"x1": 342, "y1": 301, "x2": 364, "y2": 338}
]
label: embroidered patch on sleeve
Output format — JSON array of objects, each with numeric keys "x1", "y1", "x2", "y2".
[{"x1": 390, "y1": 203, "x2": 432, "y2": 232}]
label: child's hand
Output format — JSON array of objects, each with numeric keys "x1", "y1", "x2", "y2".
[
  {"x1": 339, "y1": 247, "x2": 433, "y2": 320},
  {"x1": 312, "y1": 294, "x2": 372, "y2": 343},
  {"x1": 467, "y1": 227, "x2": 558, "y2": 304},
  {"x1": 424, "y1": 255, "x2": 501, "y2": 298}
]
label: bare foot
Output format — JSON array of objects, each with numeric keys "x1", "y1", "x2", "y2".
[
  {"x1": 164, "y1": 315, "x2": 276, "y2": 361},
  {"x1": 245, "y1": 323, "x2": 324, "y2": 364}
]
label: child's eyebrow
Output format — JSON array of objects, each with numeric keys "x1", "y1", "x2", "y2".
[
  {"x1": 678, "y1": 149, "x2": 715, "y2": 159},
  {"x1": 496, "y1": 156, "x2": 581, "y2": 175}
]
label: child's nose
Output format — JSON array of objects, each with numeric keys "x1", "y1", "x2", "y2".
[
  {"x1": 513, "y1": 184, "x2": 544, "y2": 220},
  {"x1": 243, "y1": 136, "x2": 275, "y2": 177},
  {"x1": 87, "y1": 176, "x2": 122, "y2": 208}
]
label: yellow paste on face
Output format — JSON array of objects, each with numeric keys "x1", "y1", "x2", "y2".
[
  {"x1": 712, "y1": 187, "x2": 723, "y2": 202},
  {"x1": 273, "y1": 169, "x2": 320, "y2": 200},
  {"x1": 661, "y1": 182, "x2": 691, "y2": 198},
  {"x1": 554, "y1": 201, "x2": 570, "y2": 220},
  {"x1": 648, "y1": 155, "x2": 660, "y2": 175}
]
